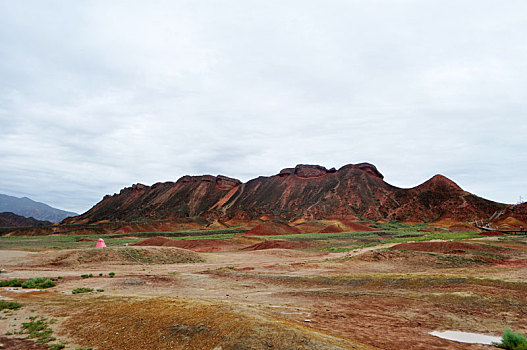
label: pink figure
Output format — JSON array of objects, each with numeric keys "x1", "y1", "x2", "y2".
[{"x1": 96, "y1": 238, "x2": 107, "y2": 248}]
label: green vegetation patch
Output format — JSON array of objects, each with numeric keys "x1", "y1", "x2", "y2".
[
  {"x1": 260, "y1": 227, "x2": 484, "y2": 253},
  {"x1": 0, "y1": 277, "x2": 56, "y2": 289},
  {"x1": 22, "y1": 277, "x2": 56, "y2": 289},
  {"x1": 0, "y1": 300, "x2": 22, "y2": 311},
  {"x1": 436, "y1": 254, "x2": 489, "y2": 266},
  {"x1": 20, "y1": 316, "x2": 55, "y2": 344},
  {"x1": 0, "y1": 279, "x2": 23, "y2": 287},
  {"x1": 119, "y1": 247, "x2": 204, "y2": 264},
  {"x1": 72, "y1": 287, "x2": 94, "y2": 294},
  {"x1": 266, "y1": 231, "x2": 379, "y2": 240},
  {"x1": 494, "y1": 328, "x2": 527, "y2": 350}
]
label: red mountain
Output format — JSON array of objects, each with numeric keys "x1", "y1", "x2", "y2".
[
  {"x1": 0, "y1": 212, "x2": 53, "y2": 227},
  {"x1": 64, "y1": 163, "x2": 505, "y2": 225}
]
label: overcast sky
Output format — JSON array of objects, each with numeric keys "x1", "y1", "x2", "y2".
[{"x1": 1, "y1": 1, "x2": 526, "y2": 213}]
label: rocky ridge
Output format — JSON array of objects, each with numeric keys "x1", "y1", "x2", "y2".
[{"x1": 64, "y1": 163, "x2": 506, "y2": 225}]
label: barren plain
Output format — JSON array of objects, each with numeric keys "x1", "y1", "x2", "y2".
[{"x1": 1, "y1": 222, "x2": 526, "y2": 349}]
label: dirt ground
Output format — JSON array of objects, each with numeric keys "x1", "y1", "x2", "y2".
[{"x1": 1, "y1": 235, "x2": 526, "y2": 349}]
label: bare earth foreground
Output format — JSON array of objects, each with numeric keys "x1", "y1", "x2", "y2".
[{"x1": 0, "y1": 230, "x2": 526, "y2": 349}]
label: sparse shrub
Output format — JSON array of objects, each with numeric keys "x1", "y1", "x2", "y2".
[
  {"x1": 21, "y1": 317, "x2": 55, "y2": 344},
  {"x1": 494, "y1": 328, "x2": 527, "y2": 350},
  {"x1": 0, "y1": 301, "x2": 22, "y2": 311},
  {"x1": 0, "y1": 277, "x2": 55, "y2": 289},
  {"x1": 96, "y1": 289, "x2": 104, "y2": 293},
  {"x1": 49, "y1": 344, "x2": 65, "y2": 350},
  {"x1": 99, "y1": 273, "x2": 103, "y2": 276},
  {"x1": 109, "y1": 272, "x2": 115, "y2": 278},
  {"x1": 21, "y1": 277, "x2": 56, "y2": 289},
  {"x1": 72, "y1": 288, "x2": 93, "y2": 294},
  {"x1": 0, "y1": 279, "x2": 23, "y2": 287},
  {"x1": 57, "y1": 276, "x2": 63, "y2": 279},
  {"x1": 81, "y1": 274, "x2": 93, "y2": 279}
]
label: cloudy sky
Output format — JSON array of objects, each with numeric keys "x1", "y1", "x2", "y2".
[{"x1": 1, "y1": 0, "x2": 526, "y2": 213}]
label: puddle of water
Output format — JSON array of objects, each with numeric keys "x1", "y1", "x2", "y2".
[{"x1": 429, "y1": 330, "x2": 502, "y2": 345}]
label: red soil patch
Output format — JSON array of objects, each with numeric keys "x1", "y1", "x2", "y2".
[
  {"x1": 497, "y1": 259, "x2": 527, "y2": 268},
  {"x1": 241, "y1": 240, "x2": 316, "y2": 251},
  {"x1": 344, "y1": 222, "x2": 376, "y2": 232},
  {"x1": 113, "y1": 225, "x2": 135, "y2": 234},
  {"x1": 0, "y1": 336, "x2": 48, "y2": 349},
  {"x1": 319, "y1": 225, "x2": 344, "y2": 233},
  {"x1": 392, "y1": 241, "x2": 505, "y2": 254},
  {"x1": 402, "y1": 218, "x2": 424, "y2": 225},
  {"x1": 478, "y1": 231, "x2": 505, "y2": 236},
  {"x1": 131, "y1": 236, "x2": 245, "y2": 252},
  {"x1": 418, "y1": 229, "x2": 437, "y2": 233},
  {"x1": 447, "y1": 223, "x2": 480, "y2": 232},
  {"x1": 245, "y1": 222, "x2": 301, "y2": 236},
  {"x1": 430, "y1": 217, "x2": 461, "y2": 228},
  {"x1": 294, "y1": 222, "x2": 327, "y2": 234},
  {"x1": 76, "y1": 238, "x2": 95, "y2": 242},
  {"x1": 132, "y1": 236, "x2": 173, "y2": 246}
]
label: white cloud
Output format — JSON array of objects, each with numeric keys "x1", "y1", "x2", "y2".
[{"x1": 1, "y1": 0, "x2": 526, "y2": 212}]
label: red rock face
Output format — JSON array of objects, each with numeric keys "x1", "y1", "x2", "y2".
[
  {"x1": 492, "y1": 202, "x2": 527, "y2": 225},
  {"x1": 64, "y1": 163, "x2": 506, "y2": 224},
  {"x1": 294, "y1": 164, "x2": 328, "y2": 178}
]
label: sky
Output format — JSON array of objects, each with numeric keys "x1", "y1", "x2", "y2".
[{"x1": 1, "y1": 0, "x2": 526, "y2": 214}]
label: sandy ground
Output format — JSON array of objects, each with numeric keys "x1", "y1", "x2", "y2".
[{"x1": 1, "y1": 237, "x2": 526, "y2": 349}]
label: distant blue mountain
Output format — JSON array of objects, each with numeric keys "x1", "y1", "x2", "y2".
[{"x1": 0, "y1": 194, "x2": 78, "y2": 223}]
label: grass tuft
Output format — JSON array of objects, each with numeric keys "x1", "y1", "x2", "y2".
[
  {"x1": 494, "y1": 328, "x2": 527, "y2": 350},
  {"x1": 0, "y1": 300, "x2": 22, "y2": 311},
  {"x1": 0, "y1": 277, "x2": 55, "y2": 289},
  {"x1": 72, "y1": 288, "x2": 94, "y2": 294},
  {"x1": 21, "y1": 317, "x2": 55, "y2": 344}
]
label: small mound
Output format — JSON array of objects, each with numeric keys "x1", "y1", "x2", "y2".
[
  {"x1": 447, "y1": 223, "x2": 480, "y2": 232},
  {"x1": 355, "y1": 249, "x2": 431, "y2": 263},
  {"x1": 343, "y1": 221, "x2": 376, "y2": 232},
  {"x1": 319, "y1": 224, "x2": 344, "y2": 233},
  {"x1": 495, "y1": 216, "x2": 527, "y2": 229},
  {"x1": 241, "y1": 240, "x2": 315, "y2": 251},
  {"x1": 430, "y1": 217, "x2": 461, "y2": 228},
  {"x1": 112, "y1": 225, "x2": 135, "y2": 234},
  {"x1": 245, "y1": 222, "x2": 301, "y2": 236},
  {"x1": 36, "y1": 247, "x2": 203, "y2": 267},
  {"x1": 402, "y1": 218, "x2": 424, "y2": 225},
  {"x1": 294, "y1": 222, "x2": 327, "y2": 234},
  {"x1": 132, "y1": 236, "x2": 172, "y2": 246},
  {"x1": 392, "y1": 241, "x2": 505, "y2": 254},
  {"x1": 478, "y1": 231, "x2": 505, "y2": 236},
  {"x1": 498, "y1": 259, "x2": 527, "y2": 268},
  {"x1": 131, "y1": 236, "x2": 245, "y2": 252}
]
